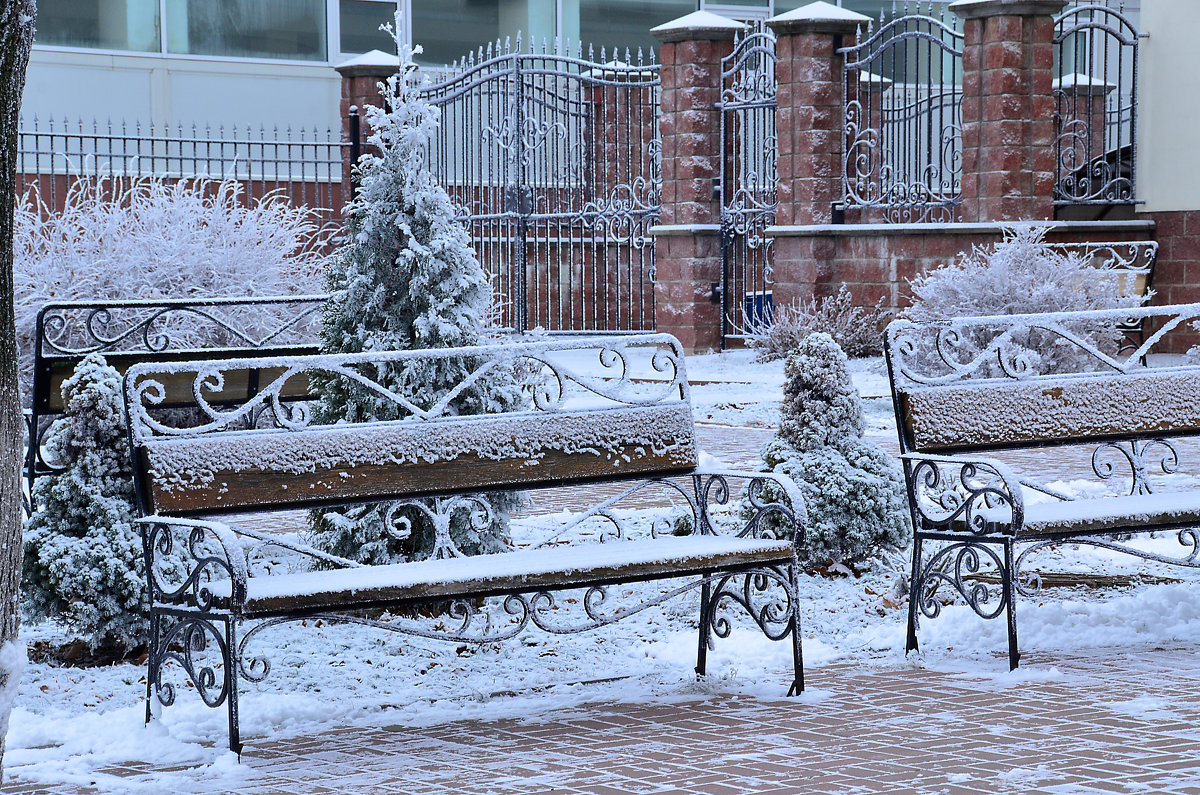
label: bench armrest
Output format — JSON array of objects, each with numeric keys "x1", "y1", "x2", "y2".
[
  {"x1": 900, "y1": 453, "x2": 1025, "y2": 536},
  {"x1": 137, "y1": 516, "x2": 250, "y2": 612},
  {"x1": 693, "y1": 468, "x2": 808, "y2": 544}
]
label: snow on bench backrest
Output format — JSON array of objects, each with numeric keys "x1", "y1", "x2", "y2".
[
  {"x1": 124, "y1": 334, "x2": 699, "y2": 516},
  {"x1": 885, "y1": 304, "x2": 1200, "y2": 453}
]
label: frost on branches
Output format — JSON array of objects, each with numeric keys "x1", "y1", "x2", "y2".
[
  {"x1": 306, "y1": 25, "x2": 521, "y2": 565},
  {"x1": 752, "y1": 334, "x2": 910, "y2": 570},
  {"x1": 13, "y1": 176, "x2": 330, "y2": 397},
  {"x1": 904, "y1": 225, "x2": 1144, "y2": 375},
  {"x1": 22, "y1": 355, "x2": 180, "y2": 650}
]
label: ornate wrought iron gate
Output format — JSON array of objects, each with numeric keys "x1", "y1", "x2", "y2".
[
  {"x1": 839, "y1": 10, "x2": 963, "y2": 223},
  {"x1": 420, "y1": 41, "x2": 660, "y2": 333},
  {"x1": 1053, "y1": 3, "x2": 1139, "y2": 208},
  {"x1": 719, "y1": 23, "x2": 777, "y2": 349}
]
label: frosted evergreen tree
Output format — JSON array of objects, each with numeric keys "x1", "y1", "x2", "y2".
[
  {"x1": 752, "y1": 334, "x2": 910, "y2": 569},
  {"x1": 23, "y1": 354, "x2": 175, "y2": 650},
  {"x1": 307, "y1": 22, "x2": 522, "y2": 564}
]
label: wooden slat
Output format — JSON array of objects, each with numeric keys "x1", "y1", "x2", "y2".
[
  {"x1": 901, "y1": 369, "x2": 1200, "y2": 452},
  {"x1": 142, "y1": 404, "x2": 699, "y2": 515},
  {"x1": 229, "y1": 538, "x2": 796, "y2": 615}
]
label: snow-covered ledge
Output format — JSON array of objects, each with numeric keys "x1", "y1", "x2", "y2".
[
  {"x1": 765, "y1": 220, "x2": 1156, "y2": 237},
  {"x1": 767, "y1": 1, "x2": 871, "y2": 35},
  {"x1": 334, "y1": 49, "x2": 400, "y2": 78},
  {"x1": 648, "y1": 224, "x2": 722, "y2": 236},
  {"x1": 649, "y1": 10, "x2": 744, "y2": 43}
]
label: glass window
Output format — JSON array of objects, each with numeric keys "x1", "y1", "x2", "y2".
[
  {"x1": 165, "y1": 0, "x2": 327, "y2": 61},
  {"x1": 36, "y1": 0, "x2": 160, "y2": 52},
  {"x1": 412, "y1": 0, "x2": 503, "y2": 65},
  {"x1": 341, "y1": 0, "x2": 398, "y2": 55},
  {"x1": 578, "y1": 0, "x2": 695, "y2": 56}
]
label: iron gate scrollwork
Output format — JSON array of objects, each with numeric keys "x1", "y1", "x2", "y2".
[
  {"x1": 1053, "y1": 3, "x2": 1139, "y2": 208},
  {"x1": 839, "y1": 8, "x2": 963, "y2": 223},
  {"x1": 719, "y1": 22, "x2": 777, "y2": 349},
  {"x1": 420, "y1": 39, "x2": 660, "y2": 333}
]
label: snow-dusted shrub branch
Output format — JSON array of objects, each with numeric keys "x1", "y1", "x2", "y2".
[
  {"x1": 903, "y1": 225, "x2": 1145, "y2": 375},
  {"x1": 747, "y1": 284, "x2": 891, "y2": 361},
  {"x1": 13, "y1": 176, "x2": 332, "y2": 395},
  {"x1": 750, "y1": 334, "x2": 910, "y2": 570},
  {"x1": 306, "y1": 18, "x2": 521, "y2": 564}
]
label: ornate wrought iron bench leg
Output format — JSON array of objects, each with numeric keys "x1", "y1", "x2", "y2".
[
  {"x1": 225, "y1": 618, "x2": 242, "y2": 755},
  {"x1": 145, "y1": 611, "x2": 161, "y2": 727},
  {"x1": 1003, "y1": 539, "x2": 1020, "y2": 671},
  {"x1": 787, "y1": 562, "x2": 804, "y2": 696},
  {"x1": 695, "y1": 580, "x2": 712, "y2": 680},
  {"x1": 905, "y1": 535, "x2": 924, "y2": 656}
]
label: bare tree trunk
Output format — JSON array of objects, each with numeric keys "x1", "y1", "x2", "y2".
[{"x1": 0, "y1": 0, "x2": 34, "y2": 784}]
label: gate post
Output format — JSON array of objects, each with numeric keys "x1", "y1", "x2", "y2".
[
  {"x1": 766, "y1": 2, "x2": 869, "y2": 307},
  {"x1": 334, "y1": 50, "x2": 400, "y2": 197},
  {"x1": 768, "y1": 2, "x2": 867, "y2": 227},
  {"x1": 650, "y1": 11, "x2": 742, "y2": 354},
  {"x1": 950, "y1": 0, "x2": 1067, "y2": 222}
]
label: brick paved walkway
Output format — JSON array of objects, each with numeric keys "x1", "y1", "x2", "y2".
[
  {"x1": 24, "y1": 645, "x2": 1200, "y2": 794},
  {"x1": 16, "y1": 412, "x2": 1200, "y2": 792}
]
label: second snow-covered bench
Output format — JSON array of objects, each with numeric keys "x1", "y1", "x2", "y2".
[
  {"x1": 123, "y1": 334, "x2": 807, "y2": 753},
  {"x1": 886, "y1": 303, "x2": 1200, "y2": 669}
]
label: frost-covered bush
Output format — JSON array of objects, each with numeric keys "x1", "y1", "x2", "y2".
[
  {"x1": 904, "y1": 225, "x2": 1143, "y2": 375},
  {"x1": 751, "y1": 334, "x2": 909, "y2": 569},
  {"x1": 306, "y1": 26, "x2": 521, "y2": 565},
  {"x1": 13, "y1": 176, "x2": 331, "y2": 396},
  {"x1": 23, "y1": 355, "x2": 179, "y2": 650},
  {"x1": 748, "y1": 285, "x2": 890, "y2": 362}
]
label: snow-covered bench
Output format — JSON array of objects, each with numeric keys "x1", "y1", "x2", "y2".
[
  {"x1": 886, "y1": 303, "x2": 1200, "y2": 669},
  {"x1": 123, "y1": 334, "x2": 807, "y2": 753},
  {"x1": 26, "y1": 295, "x2": 326, "y2": 508}
]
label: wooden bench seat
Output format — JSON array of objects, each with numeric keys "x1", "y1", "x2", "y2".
[
  {"x1": 126, "y1": 334, "x2": 806, "y2": 754},
  {"x1": 886, "y1": 303, "x2": 1200, "y2": 669},
  {"x1": 201, "y1": 535, "x2": 798, "y2": 615}
]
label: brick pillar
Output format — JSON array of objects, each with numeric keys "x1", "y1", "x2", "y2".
[
  {"x1": 768, "y1": 4, "x2": 867, "y2": 227},
  {"x1": 951, "y1": 0, "x2": 1067, "y2": 223},
  {"x1": 334, "y1": 50, "x2": 399, "y2": 194},
  {"x1": 649, "y1": 11, "x2": 743, "y2": 353},
  {"x1": 765, "y1": 3, "x2": 870, "y2": 309}
]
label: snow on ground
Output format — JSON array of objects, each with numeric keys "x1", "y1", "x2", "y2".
[{"x1": 12, "y1": 351, "x2": 1200, "y2": 791}]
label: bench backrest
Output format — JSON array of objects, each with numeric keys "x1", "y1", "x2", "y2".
[
  {"x1": 124, "y1": 335, "x2": 699, "y2": 517},
  {"x1": 27, "y1": 295, "x2": 327, "y2": 493},
  {"x1": 1044, "y1": 240, "x2": 1158, "y2": 302},
  {"x1": 885, "y1": 303, "x2": 1200, "y2": 455}
]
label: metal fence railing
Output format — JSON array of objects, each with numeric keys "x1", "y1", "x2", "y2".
[{"x1": 17, "y1": 116, "x2": 348, "y2": 223}]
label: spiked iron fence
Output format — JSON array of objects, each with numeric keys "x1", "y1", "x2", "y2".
[{"x1": 16, "y1": 117, "x2": 347, "y2": 223}]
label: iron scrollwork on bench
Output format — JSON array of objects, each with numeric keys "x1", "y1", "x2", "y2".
[
  {"x1": 127, "y1": 335, "x2": 807, "y2": 753},
  {"x1": 887, "y1": 303, "x2": 1200, "y2": 670}
]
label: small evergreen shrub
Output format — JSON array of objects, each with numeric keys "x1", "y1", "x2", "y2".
[
  {"x1": 23, "y1": 354, "x2": 179, "y2": 650},
  {"x1": 752, "y1": 334, "x2": 910, "y2": 569},
  {"x1": 748, "y1": 285, "x2": 890, "y2": 362},
  {"x1": 904, "y1": 225, "x2": 1144, "y2": 375},
  {"x1": 306, "y1": 26, "x2": 521, "y2": 564}
]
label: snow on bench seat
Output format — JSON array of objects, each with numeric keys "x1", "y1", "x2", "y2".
[
  {"x1": 1010, "y1": 491, "x2": 1200, "y2": 537},
  {"x1": 208, "y1": 536, "x2": 797, "y2": 616}
]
